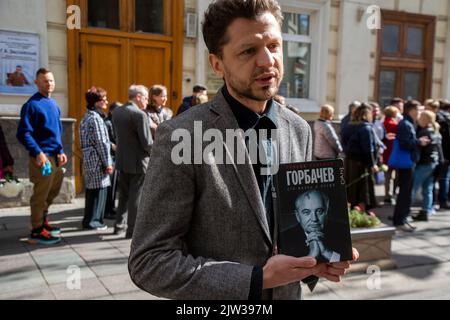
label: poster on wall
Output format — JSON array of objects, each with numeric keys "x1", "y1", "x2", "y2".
[{"x1": 0, "y1": 30, "x2": 40, "y2": 95}]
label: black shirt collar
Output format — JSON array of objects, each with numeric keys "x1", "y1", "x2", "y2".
[{"x1": 221, "y1": 85, "x2": 278, "y2": 131}]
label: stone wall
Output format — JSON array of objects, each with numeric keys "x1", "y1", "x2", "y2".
[{"x1": 0, "y1": 117, "x2": 76, "y2": 208}]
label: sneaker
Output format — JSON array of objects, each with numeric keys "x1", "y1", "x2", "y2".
[
  {"x1": 404, "y1": 220, "x2": 417, "y2": 230},
  {"x1": 395, "y1": 224, "x2": 416, "y2": 233},
  {"x1": 84, "y1": 224, "x2": 108, "y2": 231},
  {"x1": 43, "y1": 218, "x2": 61, "y2": 237},
  {"x1": 29, "y1": 227, "x2": 61, "y2": 245}
]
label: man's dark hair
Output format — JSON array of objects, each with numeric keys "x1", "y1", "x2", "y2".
[
  {"x1": 391, "y1": 97, "x2": 404, "y2": 105},
  {"x1": 35, "y1": 68, "x2": 51, "y2": 79},
  {"x1": 202, "y1": 0, "x2": 283, "y2": 58},
  {"x1": 439, "y1": 99, "x2": 450, "y2": 111},
  {"x1": 403, "y1": 100, "x2": 421, "y2": 114},
  {"x1": 193, "y1": 84, "x2": 207, "y2": 93}
]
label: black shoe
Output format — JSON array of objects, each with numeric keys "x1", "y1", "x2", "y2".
[
  {"x1": 114, "y1": 226, "x2": 126, "y2": 235},
  {"x1": 412, "y1": 210, "x2": 429, "y2": 221},
  {"x1": 104, "y1": 212, "x2": 116, "y2": 220},
  {"x1": 29, "y1": 227, "x2": 62, "y2": 245},
  {"x1": 440, "y1": 202, "x2": 450, "y2": 210}
]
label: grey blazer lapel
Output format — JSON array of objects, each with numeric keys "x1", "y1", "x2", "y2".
[
  {"x1": 276, "y1": 107, "x2": 292, "y2": 164},
  {"x1": 210, "y1": 92, "x2": 272, "y2": 245}
]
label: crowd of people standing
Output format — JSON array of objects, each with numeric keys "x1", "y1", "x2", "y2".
[{"x1": 313, "y1": 97, "x2": 450, "y2": 233}]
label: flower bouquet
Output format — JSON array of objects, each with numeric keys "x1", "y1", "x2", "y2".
[{"x1": 348, "y1": 205, "x2": 381, "y2": 228}]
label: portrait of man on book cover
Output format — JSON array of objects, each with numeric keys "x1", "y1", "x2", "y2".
[{"x1": 280, "y1": 189, "x2": 351, "y2": 263}]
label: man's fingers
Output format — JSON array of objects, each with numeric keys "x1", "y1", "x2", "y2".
[
  {"x1": 352, "y1": 248, "x2": 360, "y2": 262},
  {"x1": 319, "y1": 272, "x2": 341, "y2": 283},
  {"x1": 330, "y1": 261, "x2": 350, "y2": 269},
  {"x1": 291, "y1": 256, "x2": 317, "y2": 268},
  {"x1": 326, "y1": 266, "x2": 347, "y2": 276}
]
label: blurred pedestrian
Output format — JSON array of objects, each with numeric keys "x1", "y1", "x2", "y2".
[
  {"x1": 342, "y1": 103, "x2": 379, "y2": 212},
  {"x1": 382, "y1": 106, "x2": 400, "y2": 204},
  {"x1": 113, "y1": 85, "x2": 153, "y2": 238},
  {"x1": 340, "y1": 100, "x2": 361, "y2": 132},
  {"x1": 411, "y1": 110, "x2": 442, "y2": 221},
  {"x1": 80, "y1": 87, "x2": 113, "y2": 230},
  {"x1": 146, "y1": 85, "x2": 173, "y2": 139},
  {"x1": 391, "y1": 97, "x2": 404, "y2": 121},
  {"x1": 177, "y1": 84, "x2": 208, "y2": 115},
  {"x1": 436, "y1": 100, "x2": 450, "y2": 209},
  {"x1": 104, "y1": 102, "x2": 122, "y2": 219},
  {"x1": 313, "y1": 104, "x2": 342, "y2": 160},
  {"x1": 392, "y1": 100, "x2": 430, "y2": 232},
  {"x1": 17, "y1": 68, "x2": 67, "y2": 245}
]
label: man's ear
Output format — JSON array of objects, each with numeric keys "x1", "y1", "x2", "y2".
[{"x1": 208, "y1": 53, "x2": 224, "y2": 78}]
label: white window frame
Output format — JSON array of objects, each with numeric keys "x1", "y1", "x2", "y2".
[{"x1": 280, "y1": 0, "x2": 330, "y2": 113}]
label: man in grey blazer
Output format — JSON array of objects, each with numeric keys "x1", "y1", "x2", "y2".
[
  {"x1": 113, "y1": 85, "x2": 153, "y2": 238},
  {"x1": 129, "y1": 0, "x2": 357, "y2": 300}
]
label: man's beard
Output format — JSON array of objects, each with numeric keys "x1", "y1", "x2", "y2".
[{"x1": 226, "y1": 67, "x2": 281, "y2": 102}]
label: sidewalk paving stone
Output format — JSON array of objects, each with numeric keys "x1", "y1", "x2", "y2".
[
  {"x1": 30, "y1": 249, "x2": 97, "y2": 285},
  {"x1": 0, "y1": 285, "x2": 56, "y2": 300},
  {"x1": 99, "y1": 273, "x2": 140, "y2": 295},
  {"x1": 49, "y1": 277, "x2": 111, "y2": 300}
]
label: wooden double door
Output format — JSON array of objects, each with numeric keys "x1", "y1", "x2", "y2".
[
  {"x1": 79, "y1": 33, "x2": 172, "y2": 106},
  {"x1": 67, "y1": 0, "x2": 183, "y2": 192},
  {"x1": 376, "y1": 10, "x2": 435, "y2": 107}
]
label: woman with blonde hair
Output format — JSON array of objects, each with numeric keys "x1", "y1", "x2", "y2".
[
  {"x1": 411, "y1": 110, "x2": 443, "y2": 221},
  {"x1": 313, "y1": 104, "x2": 343, "y2": 160}
]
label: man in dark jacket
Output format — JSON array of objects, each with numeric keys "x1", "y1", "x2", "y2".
[
  {"x1": 393, "y1": 100, "x2": 430, "y2": 232},
  {"x1": 436, "y1": 100, "x2": 450, "y2": 209},
  {"x1": 176, "y1": 84, "x2": 207, "y2": 115},
  {"x1": 340, "y1": 100, "x2": 361, "y2": 133}
]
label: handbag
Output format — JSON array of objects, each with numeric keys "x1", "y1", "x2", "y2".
[{"x1": 387, "y1": 139, "x2": 413, "y2": 169}]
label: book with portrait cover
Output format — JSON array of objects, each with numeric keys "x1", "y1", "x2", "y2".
[{"x1": 273, "y1": 159, "x2": 353, "y2": 263}]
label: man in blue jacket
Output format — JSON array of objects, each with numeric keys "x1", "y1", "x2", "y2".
[
  {"x1": 17, "y1": 68, "x2": 68, "y2": 245},
  {"x1": 393, "y1": 100, "x2": 430, "y2": 232}
]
